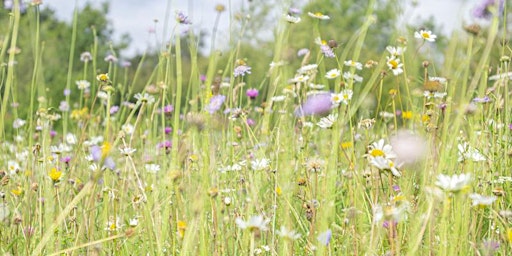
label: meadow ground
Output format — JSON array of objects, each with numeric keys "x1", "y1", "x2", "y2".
[{"x1": 0, "y1": 1, "x2": 512, "y2": 255}]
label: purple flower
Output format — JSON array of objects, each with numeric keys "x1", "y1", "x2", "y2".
[
  {"x1": 121, "y1": 61, "x2": 131, "y2": 68},
  {"x1": 63, "y1": 89, "x2": 71, "y2": 96},
  {"x1": 90, "y1": 145, "x2": 102, "y2": 162},
  {"x1": 246, "y1": 118, "x2": 255, "y2": 126},
  {"x1": 295, "y1": 93, "x2": 333, "y2": 116},
  {"x1": 320, "y1": 45, "x2": 335, "y2": 58},
  {"x1": 50, "y1": 130, "x2": 57, "y2": 138},
  {"x1": 297, "y1": 48, "x2": 310, "y2": 57},
  {"x1": 163, "y1": 104, "x2": 174, "y2": 114},
  {"x1": 473, "y1": 0, "x2": 504, "y2": 19},
  {"x1": 317, "y1": 229, "x2": 332, "y2": 246},
  {"x1": 61, "y1": 156, "x2": 72, "y2": 164},
  {"x1": 104, "y1": 157, "x2": 116, "y2": 170},
  {"x1": 104, "y1": 54, "x2": 118, "y2": 62},
  {"x1": 246, "y1": 88, "x2": 259, "y2": 99},
  {"x1": 288, "y1": 7, "x2": 301, "y2": 15},
  {"x1": 164, "y1": 127, "x2": 172, "y2": 134},
  {"x1": 473, "y1": 96, "x2": 491, "y2": 103},
  {"x1": 158, "y1": 140, "x2": 172, "y2": 149},
  {"x1": 234, "y1": 65, "x2": 252, "y2": 77},
  {"x1": 110, "y1": 105, "x2": 119, "y2": 115},
  {"x1": 206, "y1": 95, "x2": 226, "y2": 114},
  {"x1": 480, "y1": 240, "x2": 500, "y2": 256},
  {"x1": 176, "y1": 11, "x2": 192, "y2": 24},
  {"x1": 200, "y1": 74, "x2": 206, "y2": 82}
]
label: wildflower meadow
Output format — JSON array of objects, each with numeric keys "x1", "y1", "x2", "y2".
[{"x1": 0, "y1": 0, "x2": 512, "y2": 255}]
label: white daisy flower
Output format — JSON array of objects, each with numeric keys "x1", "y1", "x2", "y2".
[
  {"x1": 414, "y1": 29, "x2": 437, "y2": 42},
  {"x1": 435, "y1": 173, "x2": 471, "y2": 192},
  {"x1": 235, "y1": 215, "x2": 269, "y2": 232},
  {"x1": 317, "y1": 114, "x2": 338, "y2": 129},
  {"x1": 325, "y1": 69, "x2": 341, "y2": 79},
  {"x1": 308, "y1": 12, "x2": 330, "y2": 20}
]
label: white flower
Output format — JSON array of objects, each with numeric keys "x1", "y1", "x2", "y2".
[
  {"x1": 0, "y1": 203, "x2": 9, "y2": 222},
  {"x1": 308, "y1": 12, "x2": 330, "y2": 20},
  {"x1": 119, "y1": 147, "x2": 136, "y2": 156},
  {"x1": 297, "y1": 64, "x2": 318, "y2": 74},
  {"x1": 65, "y1": 133, "x2": 77, "y2": 145},
  {"x1": 369, "y1": 156, "x2": 401, "y2": 177},
  {"x1": 367, "y1": 139, "x2": 397, "y2": 159},
  {"x1": 435, "y1": 173, "x2": 471, "y2": 192},
  {"x1": 105, "y1": 217, "x2": 123, "y2": 231},
  {"x1": 317, "y1": 114, "x2": 338, "y2": 129},
  {"x1": 129, "y1": 217, "x2": 139, "y2": 227},
  {"x1": 235, "y1": 215, "x2": 269, "y2": 232},
  {"x1": 276, "y1": 226, "x2": 301, "y2": 240},
  {"x1": 285, "y1": 14, "x2": 301, "y2": 23},
  {"x1": 251, "y1": 158, "x2": 270, "y2": 171},
  {"x1": 134, "y1": 92, "x2": 156, "y2": 104},
  {"x1": 308, "y1": 83, "x2": 325, "y2": 89},
  {"x1": 469, "y1": 193, "x2": 497, "y2": 207},
  {"x1": 423, "y1": 91, "x2": 447, "y2": 99},
  {"x1": 7, "y1": 160, "x2": 20, "y2": 175},
  {"x1": 457, "y1": 142, "x2": 486, "y2": 162},
  {"x1": 343, "y1": 72, "x2": 363, "y2": 83},
  {"x1": 76, "y1": 80, "x2": 91, "y2": 90},
  {"x1": 271, "y1": 95, "x2": 286, "y2": 102},
  {"x1": 325, "y1": 69, "x2": 341, "y2": 79},
  {"x1": 122, "y1": 124, "x2": 135, "y2": 135},
  {"x1": 12, "y1": 118, "x2": 26, "y2": 129},
  {"x1": 343, "y1": 60, "x2": 363, "y2": 70},
  {"x1": 145, "y1": 164, "x2": 161, "y2": 174},
  {"x1": 386, "y1": 46, "x2": 406, "y2": 56},
  {"x1": 414, "y1": 29, "x2": 437, "y2": 42},
  {"x1": 290, "y1": 75, "x2": 310, "y2": 83},
  {"x1": 386, "y1": 56, "x2": 403, "y2": 76}
]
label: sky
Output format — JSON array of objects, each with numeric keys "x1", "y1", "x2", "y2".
[{"x1": 38, "y1": 0, "x2": 487, "y2": 58}]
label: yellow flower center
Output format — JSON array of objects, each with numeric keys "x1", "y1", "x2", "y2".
[
  {"x1": 388, "y1": 59, "x2": 398, "y2": 69},
  {"x1": 370, "y1": 149, "x2": 385, "y2": 157},
  {"x1": 421, "y1": 32, "x2": 430, "y2": 39}
]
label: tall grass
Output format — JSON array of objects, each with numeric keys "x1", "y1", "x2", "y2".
[{"x1": 0, "y1": 0, "x2": 511, "y2": 255}]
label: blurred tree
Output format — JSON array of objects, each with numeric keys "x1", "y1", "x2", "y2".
[{"x1": 0, "y1": 2, "x2": 130, "y2": 116}]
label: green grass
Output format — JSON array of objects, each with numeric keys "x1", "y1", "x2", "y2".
[{"x1": 0, "y1": 1, "x2": 511, "y2": 255}]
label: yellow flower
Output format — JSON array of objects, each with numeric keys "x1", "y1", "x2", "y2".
[
  {"x1": 402, "y1": 111, "x2": 413, "y2": 119},
  {"x1": 11, "y1": 186, "x2": 23, "y2": 196},
  {"x1": 49, "y1": 167, "x2": 62, "y2": 182},
  {"x1": 96, "y1": 73, "x2": 109, "y2": 82},
  {"x1": 341, "y1": 141, "x2": 353, "y2": 149},
  {"x1": 507, "y1": 228, "x2": 512, "y2": 243},
  {"x1": 275, "y1": 186, "x2": 282, "y2": 196},
  {"x1": 177, "y1": 220, "x2": 187, "y2": 238},
  {"x1": 101, "y1": 142, "x2": 112, "y2": 159}
]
